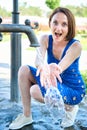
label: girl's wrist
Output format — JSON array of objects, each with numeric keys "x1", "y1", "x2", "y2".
[{"x1": 57, "y1": 65, "x2": 62, "y2": 73}]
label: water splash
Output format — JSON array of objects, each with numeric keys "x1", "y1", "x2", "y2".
[{"x1": 44, "y1": 86, "x2": 65, "y2": 124}]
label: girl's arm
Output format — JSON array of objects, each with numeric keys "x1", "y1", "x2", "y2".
[
  {"x1": 58, "y1": 41, "x2": 82, "y2": 73},
  {"x1": 35, "y1": 34, "x2": 48, "y2": 68}
]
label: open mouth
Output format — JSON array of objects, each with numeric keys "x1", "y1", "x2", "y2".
[{"x1": 55, "y1": 32, "x2": 62, "y2": 37}]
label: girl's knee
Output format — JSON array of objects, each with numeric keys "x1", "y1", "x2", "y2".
[{"x1": 18, "y1": 65, "x2": 29, "y2": 78}]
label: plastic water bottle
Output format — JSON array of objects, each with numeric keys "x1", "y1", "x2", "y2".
[{"x1": 44, "y1": 86, "x2": 65, "y2": 123}]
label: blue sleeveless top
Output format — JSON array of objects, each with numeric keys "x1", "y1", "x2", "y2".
[{"x1": 29, "y1": 35, "x2": 86, "y2": 105}]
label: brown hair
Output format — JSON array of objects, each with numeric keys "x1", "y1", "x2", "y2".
[{"x1": 49, "y1": 7, "x2": 76, "y2": 41}]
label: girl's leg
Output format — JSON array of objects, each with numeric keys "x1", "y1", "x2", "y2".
[
  {"x1": 18, "y1": 65, "x2": 36, "y2": 116},
  {"x1": 61, "y1": 104, "x2": 79, "y2": 128},
  {"x1": 30, "y1": 84, "x2": 44, "y2": 103}
]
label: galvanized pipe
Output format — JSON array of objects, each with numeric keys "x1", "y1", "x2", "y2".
[
  {"x1": 0, "y1": 23, "x2": 39, "y2": 102},
  {"x1": 0, "y1": 0, "x2": 39, "y2": 102},
  {"x1": 0, "y1": 24, "x2": 40, "y2": 47}
]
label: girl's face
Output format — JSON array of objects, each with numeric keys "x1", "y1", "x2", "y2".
[{"x1": 50, "y1": 12, "x2": 68, "y2": 42}]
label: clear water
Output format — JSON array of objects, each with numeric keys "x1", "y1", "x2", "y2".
[{"x1": 44, "y1": 86, "x2": 65, "y2": 123}]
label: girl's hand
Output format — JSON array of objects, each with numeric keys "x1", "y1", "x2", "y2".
[
  {"x1": 36, "y1": 63, "x2": 62, "y2": 88},
  {"x1": 49, "y1": 63, "x2": 62, "y2": 86},
  {"x1": 36, "y1": 64, "x2": 51, "y2": 88}
]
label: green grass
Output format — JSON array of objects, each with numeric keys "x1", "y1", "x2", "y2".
[
  {"x1": 0, "y1": 33, "x2": 10, "y2": 43},
  {"x1": 26, "y1": 47, "x2": 36, "y2": 51},
  {"x1": 76, "y1": 34, "x2": 87, "y2": 50},
  {"x1": 81, "y1": 70, "x2": 87, "y2": 93},
  {"x1": 80, "y1": 38, "x2": 87, "y2": 50}
]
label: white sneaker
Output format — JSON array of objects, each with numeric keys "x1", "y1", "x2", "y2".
[
  {"x1": 9, "y1": 114, "x2": 33, "y2": 129},
  {"x1": 61, "y1": 105, "x2": 78, "y2": 128}
]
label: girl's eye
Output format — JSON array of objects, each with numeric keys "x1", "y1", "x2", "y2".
[
  {"x1": 62, "y1": 22, "x2": 68, "y2": 27},
  {"x1": 53, "y1": 21, "x2": 58, "y2": 25}
]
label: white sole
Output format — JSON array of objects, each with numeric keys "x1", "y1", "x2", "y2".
[{"x1": 9, "y1": 120, "x2": 33, "y2": 130}]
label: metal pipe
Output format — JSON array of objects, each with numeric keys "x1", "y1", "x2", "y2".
[
  {"x1": 0, "y1": 0, "x2": 39, "y2": 102},
  {"x1": 12, "y1": 0, "x2": 19, "y2": 24},
  {"x1": 0, "y1": 23, "x2": 39, "y2": 102},
  {"x1": 0, "y1": 24, "x2": 40, "y2": 47}
]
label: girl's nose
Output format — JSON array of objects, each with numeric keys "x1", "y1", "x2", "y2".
[{"x1": 56, "y1": 24, "x2": 62, "y2": 30}]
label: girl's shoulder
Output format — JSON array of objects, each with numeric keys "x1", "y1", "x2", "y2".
[{"x1": 39, "y1": 34, "x2": 50, "y2": 48}]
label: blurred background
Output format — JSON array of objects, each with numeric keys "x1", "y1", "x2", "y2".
[{"x1": 0, "y1": 0, "x2": 87, "y2": 48}]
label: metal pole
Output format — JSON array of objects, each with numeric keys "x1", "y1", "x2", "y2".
[{"x1": 10, "y1": 0, "x2": 21, "y2": 102}]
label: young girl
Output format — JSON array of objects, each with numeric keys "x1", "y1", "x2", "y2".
[{"x1": 9, "y1": 7, "x2": 86, "y2": 129}]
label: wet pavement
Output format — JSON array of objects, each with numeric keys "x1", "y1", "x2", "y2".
[{"x1": 0, "y1": 41, "x2": 87, "y2": 130}]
